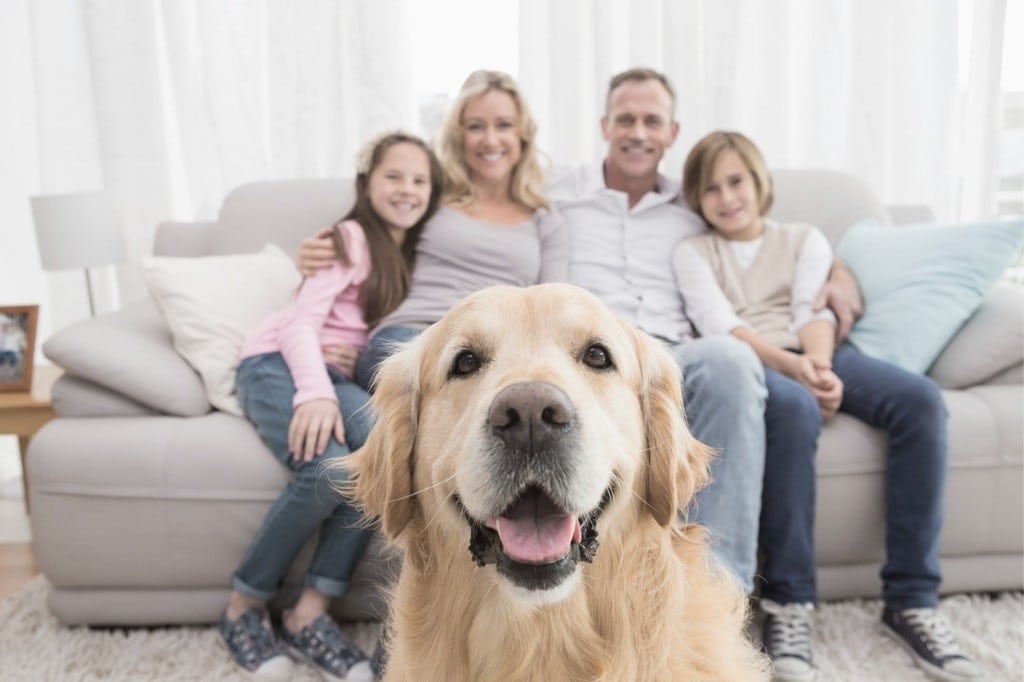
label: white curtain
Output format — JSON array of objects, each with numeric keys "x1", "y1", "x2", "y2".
[
  {"x1": 1, "y1": 0, "x2": 1009, "y2": 349},
  {"x1": 1, "y1": 0, "x2": 415, "y2": 340},
  {"x1": 518, "y1": 0, "x2": 1007, "y2": 224}
]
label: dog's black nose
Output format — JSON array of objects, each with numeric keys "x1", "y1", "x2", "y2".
[{"x1": 488, "y1": 381, "x2": 575, "y2": 455}]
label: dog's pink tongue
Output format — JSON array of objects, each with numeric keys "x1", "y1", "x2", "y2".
[{"x1": 485, "y1": 492, "x2": 582, "y2": 564}]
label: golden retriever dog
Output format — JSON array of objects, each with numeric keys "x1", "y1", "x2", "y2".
[{"x1": 348, "y1": 283, "x2": 768, "y2": 681}]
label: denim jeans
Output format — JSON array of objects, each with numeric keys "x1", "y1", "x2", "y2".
[
  {"x1": 759, "y1": 368, "x2": 821, "y2": 605},
  {"x1": 233, "y1": 352, "x2": 375, "y2": 601},
  {"x1": 759, "y1": 344, "x2": 947, "y2": 609},
  {"x1": 673, "y1": 336, "x2": 768, "y2": 594},
  {"x1": 355, "y1": 325, "x2": 426, "y2": 392}
]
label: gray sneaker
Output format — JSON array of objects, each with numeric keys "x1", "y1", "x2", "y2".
[
  {"x1": 882, "y1": 607, "x2": 982, "y2": 680},
  {"x1": 761, "y1": 599, "x2": 816, "y2": 682},
  {"x1": 219, "y1": 607, "x2": 294, "y2": 679},
  {"x1": 282, "y1": 613, "x2": 373, "y2": 682}
]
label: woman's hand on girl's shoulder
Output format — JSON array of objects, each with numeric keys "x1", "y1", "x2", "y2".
[
  {"x1": 296, "y1": 227, "x2": 338, "y2": 277},
  {"x1": 288, "y1": 398, "x2": 345, "y2": 461}
]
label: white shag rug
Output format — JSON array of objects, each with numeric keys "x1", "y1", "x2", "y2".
[{"x1": 1, "y1": 577, "x2": 1021, "y2": 681}]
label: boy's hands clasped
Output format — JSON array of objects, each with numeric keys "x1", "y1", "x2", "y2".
[
  {"x1": 289, "y1": 399, "x2": 345, "y2": 461},
  {"x1": 786, "y1": 353, "x2": 844, "y2": 420}
]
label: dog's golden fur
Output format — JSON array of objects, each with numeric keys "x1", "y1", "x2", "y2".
[{"x1": 349, "y1": 283, "x2": 768, "y2": 681}]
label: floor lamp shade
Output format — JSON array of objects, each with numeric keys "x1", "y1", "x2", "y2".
[
  {"x1": 31, "y1": 191, "x2": 127, "y2": 316},
  {"x1": 31, "y1": 192, "x2": 127, "y2": 270}
]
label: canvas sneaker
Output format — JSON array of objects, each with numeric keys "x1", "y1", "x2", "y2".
[
  {"x1": 761, "y1": 599, "x2": 816, "y2": 682},
  {"x1": 218, "y1": 607, "x2": 294, "y2": 679},
  {"x1": 881, "y1": 607, "x2": 982, "y2": 680},
  {"x1": 282, "y1": 613, "x2": 374, "y2": 682}
]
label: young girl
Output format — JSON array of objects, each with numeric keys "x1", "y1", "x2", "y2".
[
  {"x1": 674, "y1": 131, "x2": 980, "y2": 682},
  {"x1": 220, "y1": 131, "x2": 443, "y2": 681},
  {"x1": 295, "y1": 70, "x2": 568, "y2": 392}
]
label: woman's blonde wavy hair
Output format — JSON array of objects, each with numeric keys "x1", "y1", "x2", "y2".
[{"x1": 436, "y1": 70, "x2": 548, "y2": 210}]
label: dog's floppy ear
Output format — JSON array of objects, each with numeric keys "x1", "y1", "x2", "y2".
[
  {"x1": 635, "y1": 329, "x2": 713, "y2": 526},
  {"x1": 351, "y1": 343, "x2": 419, "y2": 541}
]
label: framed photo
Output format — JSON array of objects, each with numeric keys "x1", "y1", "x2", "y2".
[{"x1": 0, "y1": 305, "x2": 39, "y2": 393}]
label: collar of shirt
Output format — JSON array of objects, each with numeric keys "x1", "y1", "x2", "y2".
[
  {"x1": 552, "y1": 162, "x2": 706, "y2": 344},
  {"x1": 573, "y1": 162, "x2": 684, "y2": 213}
]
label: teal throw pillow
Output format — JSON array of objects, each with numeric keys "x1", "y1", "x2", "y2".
[{"x1": 836, "y1": 218, "x2": 1024, "y2": 373}]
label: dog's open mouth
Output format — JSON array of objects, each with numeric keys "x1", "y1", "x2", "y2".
[{"x1": 456, "y1": 484, "x2": 613, "y2": 591}]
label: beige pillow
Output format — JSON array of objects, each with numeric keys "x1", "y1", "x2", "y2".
[
  {"x1": 141, "y1": 244, "x2": 301, "y2": 415},
  {"x1": 928, "y1": 282, "x2": 1024, "y2": 389}
]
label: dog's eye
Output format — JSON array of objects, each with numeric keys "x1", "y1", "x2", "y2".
[
  {"x1": 451, "y1": 350, "x2": 481, "y2": 377},
  {"x1": 582, "y1": 344, "x2": 612, "y2": 370}
]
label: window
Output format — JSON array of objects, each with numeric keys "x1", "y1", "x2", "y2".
[{"x1": 998, "y1": 0, "x2": 1023, "y2": 218}]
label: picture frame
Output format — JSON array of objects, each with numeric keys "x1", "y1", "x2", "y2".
[{"x1": 0, "y1": 305, "x2": 39, "y2": 393}]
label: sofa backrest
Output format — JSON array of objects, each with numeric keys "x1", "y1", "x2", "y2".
[
  {"x1": 208, "y1": 179, "x2": 355, "y2": 257},
  {"x1": 768, "y1": 169, "x2": 891, "y2": 245},
  {"x1": 154, "y1": 169, "x2": 890, "y2": 257}
]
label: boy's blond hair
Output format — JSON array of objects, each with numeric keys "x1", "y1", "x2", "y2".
[{"x1": 682, "y1": 131, "x2": 774, "y2": 219}]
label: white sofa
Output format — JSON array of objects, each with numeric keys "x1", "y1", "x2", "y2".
[{"x1": 28, "y1": 170, "x2": 1024, "y2": 626}]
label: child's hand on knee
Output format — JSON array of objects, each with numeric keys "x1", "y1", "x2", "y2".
[{"x1": 289, "y1": 399, "x2": 345, "y2": 461}]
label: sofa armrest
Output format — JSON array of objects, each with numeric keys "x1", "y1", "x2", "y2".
[
  {"x1": 51, "y1": 375, "x2": 160, "y2": 417},
  {"x1": 42, "y1": 299, "x2": 212, "y2": 416},
  {"x1": 928, "y1": 282, "x2": 1024, "y2": 389}
]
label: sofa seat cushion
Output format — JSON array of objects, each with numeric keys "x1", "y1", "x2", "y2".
[
  {"x1": 813, "y1": 385, "x2": 1022, "y2": 565},
  {"x1": 42, "y1": 301, "x2": 210, "y2": 417},
  {"x1": 27, "y1": 413, "x2": 395, "y2": 624}
]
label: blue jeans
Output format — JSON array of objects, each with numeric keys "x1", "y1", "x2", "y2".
[
  {"x1": 355, "y1": 325, "x2": 426, "y2": 392},
  {"x1": 673, "y1": 336, "x2": 768, "y2": 594},
  {"x1": 233, "y1": 352, "x2": 375, "y2": 601},
  {"x1": 759, "y1": 369, "x2": 821, "y2": 605},
  {"x1": 760, "y1": 345, "x2": 947, "y2": 609}
]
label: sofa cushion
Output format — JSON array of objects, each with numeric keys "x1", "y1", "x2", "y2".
[
  {"x1": 51, "y1": 375, "x2": 160, "y2": 417},
  {"x1": 837, "y1": 219, "x2": 1024, "y2": 373},
  {"x1": 42, "y1": 301, "x2": 211, "y2": 417},
  {"x1": 928, "y1": 282, "x2": 1024, "y2": 389},
  {"x1": 141, "y1": 244, "x2": 301, "y2": 416}
]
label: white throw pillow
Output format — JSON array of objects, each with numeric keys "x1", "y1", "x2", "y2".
[{"x1": 141, "y1": 244, "x2": 301, "y2": 415}]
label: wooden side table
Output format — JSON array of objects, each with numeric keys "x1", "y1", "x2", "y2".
[{"x1": 0, "y1": 364, "x2": 61, "y2": 513}]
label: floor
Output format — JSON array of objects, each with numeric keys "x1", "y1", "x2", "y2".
[{"x1": 0, "y1": 434, "x2": 39, "y2": 599}]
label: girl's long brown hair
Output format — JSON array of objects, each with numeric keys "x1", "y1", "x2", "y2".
[{"x1": 333, "y1": 132, "x2": 444, "y2": 328}]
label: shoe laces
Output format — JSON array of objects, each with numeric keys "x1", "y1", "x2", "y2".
[
  {"x1": 900, "y1": 608, "x2": 963, "y2": 660},
  {"x1": 763, "y1": 601, "x2": 814, "y2": 660}
]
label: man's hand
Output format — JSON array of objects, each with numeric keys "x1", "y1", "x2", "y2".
[
  {"x1": 814, "y1": 259, "x2": 864, "y2": 343},
  {"x1": 288, "y1": 399, "x2": 344, "y2": 462},
  {"x1": 322, "y1": 344, "x2": 359, "y2": 377},
  {"x1": 296, "y1": 228, "x2": 338, "y2": 277}
]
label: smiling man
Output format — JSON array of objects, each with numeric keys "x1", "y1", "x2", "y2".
[{"x1": 547, "y1": 69, "x2": 767, "y2": 597}]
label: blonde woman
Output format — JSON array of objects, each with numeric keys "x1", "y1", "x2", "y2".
[{"x1": 300, "y1": 70, "x2": 568, "y2": 390}]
